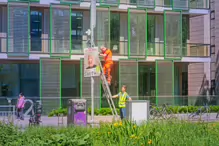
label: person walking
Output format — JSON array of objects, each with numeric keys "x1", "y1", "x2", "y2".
[
  {"x1": 16, "y1": 93, "x2": 25, "y2": 120},
  {"x1": 112, "y1": 85, "x2": 132, "y2": 120}
]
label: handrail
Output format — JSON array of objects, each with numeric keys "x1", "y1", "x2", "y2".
[{"x1": 0, "y1": 36, "x2": 210, "y2": 57}]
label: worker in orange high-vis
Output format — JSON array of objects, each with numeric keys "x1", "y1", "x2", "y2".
[{"x1": 99, "y1": 45, "x2": 113, "y2": 85}]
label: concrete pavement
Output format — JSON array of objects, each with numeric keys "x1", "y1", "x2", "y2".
[
  {"x1": 1, "y1": 113, "x2": 219, "y2": 129},
  {"x1": 12, "y1": 115, "x2": 114, "y2": 128}
]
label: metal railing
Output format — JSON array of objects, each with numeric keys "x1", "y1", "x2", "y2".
[
  {"x1": 190, "y1": 0, "x2": 209, "y2": 9},
  {"x1": 0, "y1": 105, "x2": 15, "y2": 124},
  {"x1": 0, "y1": 95, "x2": 218, "y2": 112},
  {"x1": 147, "y1": 42, "x2": 164, "y2": 56},
  {"x1": 81, "y1": 0, "x2": 209, "y2": 9},
  {"x1": 101, "y1": 95, "x2": 219, "y2": 107},
  {"x1": 0, "y1": 96, "x2": 217, "y2": 127},
  {"x1": 54, "y1": 0, "x2": 209, "y2": 9},
  {"x1": 7, "y1": 37, "x2": 29, "y2": 54},
  {"x1": 0, "y1": 37, "x2": 210, "y2": 58},
  {"x1": 30, "y1": 37, "x2": 50, "y2": 53},
  {"x1": 110, "y1": 40, "x2": 128, "y2": 56},
  {"x1": 183, "y1": 43, "x2": 210, "y2": 57},
  {"x1": 0, "y1": 95, "x2": 217, "y2": 126},
  {"x1": 71, "y1": 39, "x2": 88, "y2": 54},
  {"x1": 147, "y1": 42, "x2": 210, "y2": 57}
]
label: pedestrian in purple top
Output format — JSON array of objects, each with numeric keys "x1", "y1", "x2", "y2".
[{"x1": 16, "y1": 93, "x2": 25, "y2": 120}]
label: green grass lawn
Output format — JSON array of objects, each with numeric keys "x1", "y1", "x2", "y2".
[{"x1": 1, "y1": 120, "x2": 219, "y2": 146}]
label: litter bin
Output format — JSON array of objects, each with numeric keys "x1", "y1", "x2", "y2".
[
  {"x1": 126, "y1": 100, "x2": 150, "y2": 125},
  {"x1": 67, "y1": 99, "x2": 87, "y2": 126}
]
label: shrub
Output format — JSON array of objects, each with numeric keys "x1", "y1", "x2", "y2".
[
  {"x1": 20, "y1": 127, "x2": 91, "y2": 146},
  {"x1": 48, "y1": 106, "x2": 219, "y2": 117},
  {"x1": 88, "y1": 108, "x2": 120, "y2": 116},
  {"x1": 48, "y1": 108, "x2": 67, "y2": 117},
  {"x1": 0, "y1": 122, "x2": 21, "y2": 146}
]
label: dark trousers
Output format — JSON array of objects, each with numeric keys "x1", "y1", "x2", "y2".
[
  {"x1": 120, "y1": 108, "x2": 126, "y2": 120},
  {"x1": 17, "y1": 108, "x2": 24, "y2": 120}
]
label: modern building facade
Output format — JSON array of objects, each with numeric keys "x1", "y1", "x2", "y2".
[
  {"x1": 0, "y1": 0, "x2": 211, "y2": 109},
  {"x1": 210, "y1": 0, "x2": 218, "y2": 96}
]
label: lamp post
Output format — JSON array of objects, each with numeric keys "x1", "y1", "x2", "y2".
[{"x1": 86, "y1": 0, "x2": 97, "y2": 126}]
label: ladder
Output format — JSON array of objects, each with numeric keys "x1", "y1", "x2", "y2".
[
  {"x1": 98, "y1": 59, "x2": 119, "y2": 119},
  {"x1": 84, "y1": 28, "x2": 118, "y2": 119}
]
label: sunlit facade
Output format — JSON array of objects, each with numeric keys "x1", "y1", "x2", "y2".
[{"x1": 0, "y1": 0, "x2": 210, "y2": 108}]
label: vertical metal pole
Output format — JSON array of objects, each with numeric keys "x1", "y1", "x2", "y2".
[
  {"x1": 90, "y1": 0, "x2": 96, "y2": 126},
  {"x1": 90, "y1": 0, "x2": 96, "y2": 47},
  {"x1": 91, "y1": 77, "x2": 94, "y2": 125}
]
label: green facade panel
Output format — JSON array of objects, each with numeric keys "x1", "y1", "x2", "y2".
[
  {"x1": 155, "y1": 60, "x2": 174, "y2": 105},
  {"x1": 164, "y1": 10, "x2": 182, "y2": 59},
  {"x1": 7, "y1": 3, "x2": 30, "y2": 56},
  {"x1": 40, "y1": 58, "x2": 61, "y2": 114},
  {"x1": 119, "y1": 59, "x2": 138, "y2": 99},
  {"x1": 128, "y1": 9, "x2": 147, "y2": 58},
  {"x1": 50, "y1": 5, "x2": 71, "y2": 57},
  {"x1": 95, "y1": 7, "x2": 110, "y2": 48},
  {"x1": 80, "y1": 59, "x2": 101, "y2": 108}
]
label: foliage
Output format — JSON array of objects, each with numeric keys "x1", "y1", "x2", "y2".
[
  {"x1": 94, "y1": 120, "x2": 219, "y2": 146},
  {"x1": 4, "y1": 126, "x2": 91, "y2": 146},
  {"x1": 87, "y1": 108, "x2": 120, "y2": 116},
  {"x1": 48, "y1": 108, "x2": 67, "y2": 117},
  {"x1": 0, "y1": 122, "x2": 21, "y2": 146},
  {"x1": 1, "y1": 120, "x2": 219, "y2": 146},
  {"x1": 48, "y1": 106, "x2": 219, "y2": 117}
]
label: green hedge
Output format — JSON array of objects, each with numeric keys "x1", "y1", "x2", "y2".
[
  {"x1": 48, "y1": 106, "x2": 219, "y2": 117},
  {"x1": 48, "y1": 108, "x2": 120, "y2": 117},
  {"x1": 1, "y1": 121, "x2": 219, "y2": 145}
]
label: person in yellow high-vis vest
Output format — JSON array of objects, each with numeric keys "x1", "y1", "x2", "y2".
[{"x1": 112, "y1": 85, "x2": 132, "y2": 120}]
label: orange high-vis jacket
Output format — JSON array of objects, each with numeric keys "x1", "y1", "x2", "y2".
[{"x1": 103, "y1": 49, "x2": 113, "y2": 64}]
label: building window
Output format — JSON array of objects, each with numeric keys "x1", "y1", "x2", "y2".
[
  {"x1": 71, "y1": 11, "x2": 83, "y2": 51},
  {"x1": 164, "y1": 0, "x2": 171, "y2": 7},
  {"x1": 110, "y1": 12, "x2": 120, "y2": 54},
  {"x1": 30, "y1": 11, "x2": 42, "y2": 51},
  {"x1": 182, "y1": 15, "x2": 189, "y2": 45},
  {"x1": 19, "y1": 64, "x2": 39, "y2": 97}
]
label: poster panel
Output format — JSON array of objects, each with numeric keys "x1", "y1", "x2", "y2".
[{"x1": 84, "y1": 47, "x2": 101, "y2": 77}]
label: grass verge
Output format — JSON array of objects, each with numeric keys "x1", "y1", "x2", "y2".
[{"x1": 0, "y1": 120, "x2": 219, "y2": 146}]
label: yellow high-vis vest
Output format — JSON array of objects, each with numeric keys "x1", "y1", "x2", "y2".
[{"x1": 118, "y1": 92, "x2": 128, "y2": 108}]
